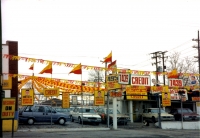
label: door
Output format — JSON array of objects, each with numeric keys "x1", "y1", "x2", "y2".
[{"x1": 33, "y1": 106, "x2": 47, "y2": 122}]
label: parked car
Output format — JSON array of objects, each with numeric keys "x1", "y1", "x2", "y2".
[
  {"x1": 19, "y1": 105, "x2": 70, "y2": 125},
  {"x1": 54, "y1": 107, "x2": 71, "y2": 114},
  {"x1": 96, "y1": 108, "x2": 130, "y2": 125},
  {"x1": 70, "y1": 107, "x2": 102, "y2": 125},
  {"x1": 170, "y1": 108, "x2": 200, "y2": 121},
  {"x1": 142, "y1": 108, "x2": 174, "y2": 123}
]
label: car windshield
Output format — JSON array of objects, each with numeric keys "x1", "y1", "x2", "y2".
[
  {"x1": 105, "y1": 109, "x2": 121, "y2": 114},
  {"x1": 178, "y1": 109, "x2": 193, "y2": 113},
  {"x1": 151, "y1": 109, "x2": 166, "y2": 113},
  {"x1": 79, "y1": 108, "x2": 96, "y2": 113}
]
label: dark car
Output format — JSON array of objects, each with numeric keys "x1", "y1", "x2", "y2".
[
  {"x1": 170, "y1": 108, "x2": 200, "y2": 121},
  {"x1": 19, "y1": 105, "x2": 70, "y2": 125},
  {"x1": 96, "y1": 108, "x2": 130, "y2": 125}
]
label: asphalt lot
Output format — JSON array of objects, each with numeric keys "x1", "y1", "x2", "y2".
[{"x1": 2, "y1": 121, "x2": 199, "y2": 138}]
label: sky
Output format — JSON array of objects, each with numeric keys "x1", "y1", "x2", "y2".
[{"x1": 2, "y1": 0, "x2": 200, "y2": 82}]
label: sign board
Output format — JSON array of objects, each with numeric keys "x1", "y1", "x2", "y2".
[
  {"x1": 130, "y1": 75, "x2": 151, "y2": 86},
  {"x1": 72, "y1": 96, "x2": 77, "y2": 105},
  {"x1": 21, "y1": 89, "x2": 34, "y2": 106},
  {"x1": 43, "y1": 88, "x2": 59, "y2": 97},
  {"x1": 106, "y1": 74, "x2": 121, "y2": 90},
  {"x1": 126, "y1": 86, "x2": 148, "y2": 100},
  {"x1": 62, "y1": 93, "x2": 70, "y2": 108},
  {"x1": 110, "y1": 92, "x2": 122, "y2": 97},
  {"x1": 94, "y1": 91, "x2": 105, "y2": 106},
  {"x1": 168, "y1": 79, "x2": 183, "y2": 87},
  {"x1": 151, "y1": 86, "x2": 169, "y2": 93},
  {"x1": 118, "y1": 73, "x2": 130, "y2": 85},
  {"x1": 3, "y1": 76, "x2": 12, "y2": 90},
  {"x1": 1, "y1": 98, "x2": 16, "y2": 119},
  {"x1": 162, "y1": 92, "x2": 171, "y2": 107},
  {"x1": 169, "y1": 89, "x2": 188, "y2": 101}
]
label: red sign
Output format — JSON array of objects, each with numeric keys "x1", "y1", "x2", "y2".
[
  {"x1": 118, "y1": 73, "x2": 130, "y2": 84},
  {"x1": 110, "y1": 92, "x2": 122, "y2": 97},
  {"x1": 168, "y1": 79, "x2": 183, "y2": 87},
  {"x1": 131, "y1": 75, "x2": 150, "y2": 86}
]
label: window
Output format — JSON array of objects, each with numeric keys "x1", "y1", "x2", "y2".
[
  {"x1": 24, "y1": 106, "x2": 33, "y2": 112},
  {"x1": 36, "y1": 106, "x2": 45, "y2": 112}
]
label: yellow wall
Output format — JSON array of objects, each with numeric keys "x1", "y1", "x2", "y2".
[{"x1": 3, "y1": 120, "x2": 18, "y2": 132}]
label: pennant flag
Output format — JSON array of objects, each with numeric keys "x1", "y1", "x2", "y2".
[
  {"x1": 168, "y1": 69, "x2": 178, "y2": 78},
  {"x1": 69, "y1": 63, "x2": 82, "y2": 74},
  {"x1": 104, "y1": 51, "x2": 112, "y2": 63},
  {"x1": 29, "y1": 63, "x2": 34, "y2": 70},
  {"x1": 108, "y1": 60, "x2": 116, "y2": 68},
  {"x1": 39, "y1": 63, "x2": 52, "y2": 74}
]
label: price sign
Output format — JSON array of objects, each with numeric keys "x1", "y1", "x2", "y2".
[{"x1": 106, "y1": 74, "x2": 121, "y2": 90}]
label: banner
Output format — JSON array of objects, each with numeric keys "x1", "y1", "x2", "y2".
[
  {"x1": 126, "y1": 86, "x2": 148, "y2": 100},
  {"x1": 1, "y1": 98, "x2": 16, "y2": 119},
  {"x1": 94, "y1": 91, "x2": 105, "y2": 106},
  {"x1": 162, "y1": 92, "x2": 171, "y2": 107},
  {"x1": 169, "y1": 89, "x2": 188, "y2": 101},
  {"x1": 62, "y1": 93, "x2": 70, "y2": 108},
  {"x1": 21, "y1": 89, "x2": 34, "y2": 106}
]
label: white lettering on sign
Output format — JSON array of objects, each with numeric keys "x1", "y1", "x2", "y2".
[
  {"x1": 118, "y1": 73, "x2": 129, "y2": 84},
  {"x1": 168, "y1": 79, "x2": 183, "y2": 87},
  {"x1": 131, "y1": 75, "x2": 150, "y2": 86}
]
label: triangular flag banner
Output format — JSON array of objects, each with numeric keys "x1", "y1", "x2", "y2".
[
  {"x1": 39, "y1": 63, "x2": 52, "y2": 74},
  {"x1": 29, "y1": 63, "x2": 34, "y2": 70},
  {"x1": 104, "y1": 51, "x2": 112, "y2": 63},
  {"x1": 108, "y1": 60, "x2": 116, "y2": 68},
  {"x1": 69, "y1": 63, "x2": 82, "y2": 74}
]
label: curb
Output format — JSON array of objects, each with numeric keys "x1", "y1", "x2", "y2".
[{"x1": 17, "y1": 128, "x2": 111, "y2": 132}]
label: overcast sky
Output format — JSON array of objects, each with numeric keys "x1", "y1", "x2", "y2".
[{"x1": 2, "y1": 0, "x2": 200, "y2": 82}]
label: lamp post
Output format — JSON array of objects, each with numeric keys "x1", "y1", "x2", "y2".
[{"x1": 158, "y1": 93, "x2": 161, "y2": 128}]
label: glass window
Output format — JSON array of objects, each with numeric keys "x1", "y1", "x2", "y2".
[
  {"x1": 36, "y1": 106, "x2": 45, "y2": 112},
  {"x1": 151, "y1": 109, "x2": 166, "y2": 113},
  {"x1": 24, "y1": 106, "x2": 33, "y2": 112},
  {"x1": 45, "y1": 106, "x2": 52, "y2": 113}
]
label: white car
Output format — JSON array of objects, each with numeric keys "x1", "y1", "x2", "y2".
[
  {"x1": 142, "y1": 108, "x2": 174, "y2": 123},
  {"x1": 70, "y1": 107, "x2": 102, "y2": 125}
]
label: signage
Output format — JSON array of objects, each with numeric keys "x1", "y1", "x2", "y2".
[
  {"x1": 106, "y1": 74, "x2": 121, "y2": 90},
  {"x1": 169, "y1": 89, "x2": 188, "y2": 101},
  {"x1": 151, "y1": 86, "x2": 169, "y2": 93},
  {"x1": 43, "y1": 88, "x2": 59, "y2": 97},
  {"x1": 130, "y1": 75, "x2": 151, "y2": 86},
  {"x1": 118, "y1": 73, "x2": 130, "y2": 85},
  {"x1": 192, "y1": 97, "x2": 200, "y2": 101},
  {"x1": 21, "y1": 89, "x2": 34, "y2": 106},
  {"x1": 126, "y1": 86, "x2": 148, "y2": 100},
  {"x1": 168, "y1": 79, "x2": 183, "y2": 87},
  {"x1": 3, "y1": 76, "x2": 12, "y2": 90},
  {"x1": 94, "y1": 91, "x2": 105, "y2": 106},
  {"x1": 162, "y1": 92, "x2": 171, "y2": 107},
  {"x1": 72, "y1": 96, "x2": 77, "y2": 105},
  {"x1": 110, "y1": 92, "x2": 122, "y2": 97},
  {"x1": 1, "y1": 98, "x2": 15, "y2": 119},
  {"x1": 62, "y1": 93, "x2": 70, "y2": 108}
]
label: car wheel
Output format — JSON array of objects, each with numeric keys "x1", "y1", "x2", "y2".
[
  {"x1": 70, "y1": 116, "x2": 74, "y2": 122},
  {"x1": 58, "y1": 118, "x2": 65, "y2": 125},
  {"x1": 78, "y1": 117, "x2": 82, "y2": 124},
  {"x1": 143, "y1": 120, "x2": 149, "y2": 126},
  {"x1": 27, "y1": 118, "x2": 34, "y2": 125}
]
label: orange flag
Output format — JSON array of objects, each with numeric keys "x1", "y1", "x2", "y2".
[
  {"x1": 29, "y1": 63, "x2": 34, "y2": 70},
  {"x1": 104, "y1": 51, "x2": 112, "y2": 63},
  {"x1": 108, "y1": 60, "x2": 116, "y2": 68},
  {"x1": 39, "y1": 63, "x2": 52, "y2": 74},
  {"x1": 168, "y1": 69, "x2": 178, "y2": 78},
  {"x1": 69, "y1": 63, "x2": 82, "y2": 74}
]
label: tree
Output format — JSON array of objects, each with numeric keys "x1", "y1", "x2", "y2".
[
  {"x1": 166, "y1": 51, "x2": 198, "y2": 85},
  {"x1": 88, "y1": 70, "x2": 105, "y2": 82}
]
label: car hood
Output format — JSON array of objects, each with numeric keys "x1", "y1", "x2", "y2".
[{"x1": 161, "y1": 113, "x2": 174, "y2": 117}]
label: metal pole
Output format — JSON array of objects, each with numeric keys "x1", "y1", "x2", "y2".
[
  {"x1": 51, "y1": 96, "x2": 52, "y2": 127},
  {"x1": 81, "y1": 75, "x2": 83, "y2": 127},
  {"x1": 181, "y1": 95, "x2": 183, "y2": 129},
  {"x1": 198, "y1": 30, "x2": 200, "y2": 87},
  {"x1": 158, "y1": 94, "x2": 161, "y2": 128},
  {"x1": 0, "y1": 1, "x2": 3, "y2": 137}
]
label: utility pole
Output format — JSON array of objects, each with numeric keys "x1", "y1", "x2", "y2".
[
  {"x1": 192, "y1": 30, "x2": 200, "y2": 86},
  {"x1": 150, "y1": 51, "x2": 162, "y2": 129},
  {"x1": 160, "y1": 51, "x2": 168, "y2": 85},
  {"x1": 151, "y1": 51, "x2": 161, "y2": 84}
]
